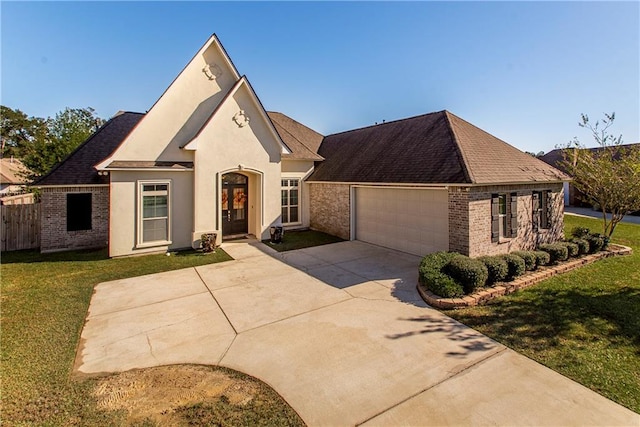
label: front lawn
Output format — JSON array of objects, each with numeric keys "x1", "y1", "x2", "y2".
[
  {"x1": 0, "y1": 248, "x2": 302, "y2": 425},
  {"x1": 448, "y1": 215, "x2": 640, "y2": 413},
  {"x1": 263, "y1": 229, "x2": 344, "y2": 252}
]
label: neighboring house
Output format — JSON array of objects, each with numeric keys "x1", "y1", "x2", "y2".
[
  {"x1": 0, "y1": 157, "x2": 35, "y2": 205},
  {"x1": 36, "y1": 34, "x2": 568, "y2": 257},
  {"x1": 540, "y1": 143, "x2": 640, "y2": 207},
  {"x1": 1, "y1": 157, "x2": 29, "y2": 195}
]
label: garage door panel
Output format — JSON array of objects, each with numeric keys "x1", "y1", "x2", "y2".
[{"x1": 355, "y1": 187, "x2": 449, "y2": 256}]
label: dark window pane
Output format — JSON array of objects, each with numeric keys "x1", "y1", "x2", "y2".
[
  {"x1": 290, "y1": 206, "x2": 299, "y2": 222},
  {"x1": 282, "y1": 207, "x2": 288, "y2": 223},
  {"x1": 290, "y1": 189, "x2": 298, "y2": 206},
  {"x1": 67, "y1": 193, "x2": 92, "y2": 231}
]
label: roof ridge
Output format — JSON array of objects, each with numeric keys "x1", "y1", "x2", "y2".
[
  {"x1": 443, "y1": 111, "x2": 475, "y2": 183},
  {"x1": 325, "y1": 110, "x2": 447, "y2": 138}
]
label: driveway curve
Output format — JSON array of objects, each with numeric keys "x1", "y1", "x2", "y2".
[{"x1": 75, "y1": 239, "x2": 638, "y2": 426}]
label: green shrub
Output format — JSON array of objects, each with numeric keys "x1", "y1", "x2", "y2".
[
  {"x1": 502, "y1": 254, "x2": 526, "y2": 280},
  {"x1": 418, "y1": 251, "x2": 457, "y2": 285},
  {"x1": 539, "y1": 243, "x2": 569, "y2": 264},
  {"x1": 512, "y1": 251, "x2": 537, "y2": 271},
  {"x1": 571, "y1": 226, "x2": 590, "y2": 239},
  {"x1": 585, "y1": 234, "x2": 606, "y2": 253},
  {"x1": 445, "y1": 255, "x2": 488, "y2": 294},
  {"x1": 584, "y1": 234, "x2": 604, "y2": 254},
  {"x1": 560, "y1": 241, "x2": 580, "y2": 258},
  {"x1": 570, "y1": 238, "x2": 590, "y2": 255},
  {"x1": 533, "y1": 250, "x2": 551, "y2": 267},
  {"x1": 422, "y1": 270, "x2": 464, "y2": 298},
  {"x1": 478, "y1": 256, "x2": 509, "y2": 285},
  {"x1": 418, "y1": 252, "x2": 464, "y2": 297}
]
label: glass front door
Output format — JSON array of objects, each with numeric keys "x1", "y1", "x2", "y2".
[{"x1": 222, "y1": 173, "x2": 248, "y2": 236}]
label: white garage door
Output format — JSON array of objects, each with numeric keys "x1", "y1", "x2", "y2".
[{"x1": 355, "y1": 187, "x2": 449, "y2": 256}]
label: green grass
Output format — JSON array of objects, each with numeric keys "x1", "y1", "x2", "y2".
[
  {"x1": 0, "y1": 247, "x2": 300, "y2": 425},
  {"x1": 448, "y1": 215, "x2": 640, "y2": 413},
  {"x1": 262, "y1": 229, "x2": 344, "y2": 252}
]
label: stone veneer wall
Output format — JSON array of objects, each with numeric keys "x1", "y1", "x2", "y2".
[
  {"x1": 308, "y1": 183, "x2": 350, "y2": 240},
  {"x1": 41, "y1": 186, "x2": 109, "y2": 253},
  {"x1": 449, "y1": 183, "x2": 564, "y2": 257}
]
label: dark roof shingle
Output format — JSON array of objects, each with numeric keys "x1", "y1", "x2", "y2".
[
  {"x1": 37, "y1": 112, "x2": 144, "y2": 186},
  {"x1": 309, "y1": 110, "x2": 567, "y2": 184},
  {"x1": 268, "y1": 112, "x2": 324, "y2": 161}
]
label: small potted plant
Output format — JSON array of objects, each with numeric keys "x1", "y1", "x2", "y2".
[{"x1": 201, "y1": 233, "x2": 217, "y2": 253}]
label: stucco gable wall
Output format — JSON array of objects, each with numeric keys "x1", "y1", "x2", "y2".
[
  {"x1": 191, "y1": 88, "x2": 283, "y2": 241},
  {"x1": 109, "y1": 41, "x2": 237, "y2": 163}
]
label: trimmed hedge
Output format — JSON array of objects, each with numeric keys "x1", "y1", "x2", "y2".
[
  {"x1": 533, "y1": 250, "x2": 551, "y2": 267},
  {"x1": 445, "y1": 255, "x2": 488, "y2": 294},
  {"x1": 586, "y1": 233, "x2": 609, "y2": 253},
  {"x1": 418, "y1": 252, "x2": 464, "y2": 298},
  {"x1": 478, "y1": 256, "x2": 509, "y2": 285},
  {"x1": 422, "y1": 270, "x2": 464, "y2": 298},
  {"x1": 539, "y1": 243, "x2": 569, "y2": 264},
  {"x1": 512, "y1": 251, "x2": 537, "y2": 271},
  {"x1": 502, "y1": 254, "x2": 526, "y2": 281},
  {"x1": 560, "y1": 241, "x2": 580, "y2": 258},
  {"x1": 570, "y1": 238, "x2": 590, "y2": 255}
]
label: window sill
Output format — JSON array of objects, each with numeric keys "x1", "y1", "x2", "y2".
[
  {"x1": 136, "y1": 240, "x2": 172, "y2": 249},
  {"x1": 497, "y1": 237, "x2": 514, "y2": 244}
]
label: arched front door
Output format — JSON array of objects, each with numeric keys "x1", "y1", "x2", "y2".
[{"x1": 222, "y1": 173, "x2": 248, "y2": 237}]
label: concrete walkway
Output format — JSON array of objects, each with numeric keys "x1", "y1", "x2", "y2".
[{"x1": 75, "y1": 240, "x2": 639, "y2": 426}]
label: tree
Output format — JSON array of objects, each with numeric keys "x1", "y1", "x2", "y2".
[
  {"x1": 560, "y1": 113, "x2": 640, "y2": 237},
  {"x1": 0, "y1": 106, "x2": 104, "y2": 179},
  {"x1": 0, "y1": 106, "x2": 48, "y2": 159}
]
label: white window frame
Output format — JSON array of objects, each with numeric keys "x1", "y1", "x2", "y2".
[
  {"x1": 281, "y1": 178, "x2": 301, "y2": 226},
  {"x1": 137, "y1": 180, "x2": 172, "y2": 248}
]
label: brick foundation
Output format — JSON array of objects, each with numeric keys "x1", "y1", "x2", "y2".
[{"x1": 41, "y1": 186, "x2": 109, "y2": 252}]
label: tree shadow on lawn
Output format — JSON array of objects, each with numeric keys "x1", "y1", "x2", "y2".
[{"x1": 451, "y1": 285, "x2": 640, "y2": 354}]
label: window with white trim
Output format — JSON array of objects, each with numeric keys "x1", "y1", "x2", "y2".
[
  {"x1": 281, "y1": 179, "x2": 299, "y2": 224},
  {"x1": 491, "y1": 192, "x2": 518, "y2": 242},
  {"x1": 139, "y1": 182, "x2": 170, "y2": 244}
]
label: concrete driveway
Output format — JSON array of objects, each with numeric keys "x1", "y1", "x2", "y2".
[{"x1": 75, "y1": 240, "x2": 638, "y2": 426}]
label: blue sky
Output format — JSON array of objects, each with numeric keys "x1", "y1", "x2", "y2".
[{"x1": 2, "y1": 1, "x2": 638, "y2": 154}]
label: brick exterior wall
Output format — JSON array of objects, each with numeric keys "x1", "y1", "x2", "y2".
[
  {"x1": 309, "y1": 183, "x2": 350, "y2": 240},
  {"x1": 41, "y1": 186, "x2": 109, "y2": 252},
  {"x1": 449, "y1": 183, "x2": 564, "y2": 257}
]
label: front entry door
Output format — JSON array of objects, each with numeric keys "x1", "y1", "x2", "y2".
[{"x1": 222, "y1": 173, "x2": 248, "y2": 237}]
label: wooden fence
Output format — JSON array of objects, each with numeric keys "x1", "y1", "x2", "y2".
[{"x1": 1, "y1": 203, "x2": 40, "y2": 251}]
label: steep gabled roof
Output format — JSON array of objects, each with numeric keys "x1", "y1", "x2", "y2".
[
  {"x1": 36, "y1": 112, "x2": 144, "y2": 186},
  {"x1": 268, "y1": 112, "x2": 324, "y2": 161},
  {"x1": 308, "y1": 110, "x2": 568, "y2": 185}
]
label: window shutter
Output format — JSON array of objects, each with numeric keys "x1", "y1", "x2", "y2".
[
  {"x1": 510, "y1": 193, "x2": 518, "y2": 237},
  {"x1": 491, "y1": 194, "x2": 499, "y2": 242},
  {"x1": 545, "y1": 190, "x2": 553, "y2": 229}
]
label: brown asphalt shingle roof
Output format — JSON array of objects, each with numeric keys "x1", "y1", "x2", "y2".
[
  {"x1": 308, "y1": 110, "x2": 567, "y2": 185},
  {"x1": 268, "y1": 112, "x2": 324, "y2": 161},
  {"x1": 37, "y1": 112, "x2": 144, "y2": 186}
]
